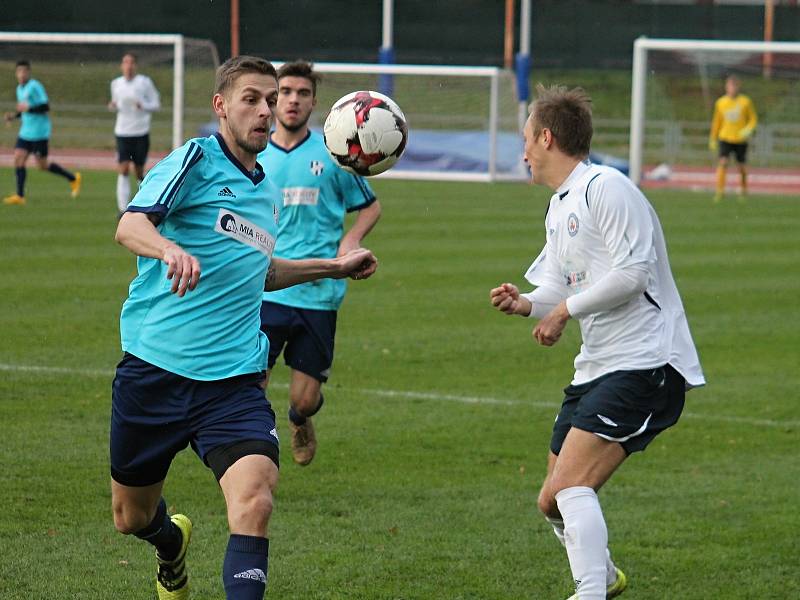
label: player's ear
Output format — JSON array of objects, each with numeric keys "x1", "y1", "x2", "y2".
[{"x1": 212, "y1": 93, "x2": 226, "y2": 118}]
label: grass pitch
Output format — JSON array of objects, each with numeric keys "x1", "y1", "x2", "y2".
[{"x1": 0, "y1": 168, "x2": 798, "y2": 599}]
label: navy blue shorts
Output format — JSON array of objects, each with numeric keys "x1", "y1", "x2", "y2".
[
  {"x1": 110, "y1": 353, "x2": 279, "y2": 487},
  {"x1": 550, "y1": 364, "x2": 685, "y2": 455},
  {"x1": 116, "y1": 134, "x2": 150, "y2": 166},
  {"x1": 15, "y1": 137, "x2": 48, "y2": 157},
  {"x1": 260, "y1": 301, "x2": 337, "y2": 382}
]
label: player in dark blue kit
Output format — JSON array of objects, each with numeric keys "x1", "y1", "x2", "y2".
[
  {"x1": 111, "y1": 55, "x2": 377, "y2": 600},
  {"x1": 3, "y1": 60, "x2": 81, "y2": 205}
]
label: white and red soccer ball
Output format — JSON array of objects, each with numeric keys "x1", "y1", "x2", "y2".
[{"x1": 323, "y1": 90, "x2": 408, "y2": 176}]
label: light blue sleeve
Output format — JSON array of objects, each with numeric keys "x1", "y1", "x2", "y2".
[
  {"x1": 337, "y1": 169, "x2": 376, "y2": 212},
  {"x1": 29, "y1": 80, "x2": 48, "y2": 105},
  {"x1": 127, "y1": 140, "x2": 204, "y2": 217}
]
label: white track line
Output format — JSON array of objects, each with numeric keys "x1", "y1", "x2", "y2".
[{"x1": 1, "y1": 362, "x2": 796, "y2": 429}]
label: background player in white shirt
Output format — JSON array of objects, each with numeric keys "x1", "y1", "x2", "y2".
[
  {"x1": 109, "y1": 52, "x2": 160, "y2": 215},
  {"x1": 490, "y1": 84, "x2": 704, "y2": 600}
]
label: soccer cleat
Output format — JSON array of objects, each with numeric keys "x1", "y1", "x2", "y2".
[
  {"x1": 289, "y1": 418, "x2": 317, "y2": 466},
  {"x1": 156, "y1": 514, "x2": 192, "y2": 600},
  {"x1": 566, "y1": 567, "x2": 627, "y2": 599},
  {"x1": 712, "y1": 193, "x2": 723, "y2": 204},
  {"x1": 69, "y1": 172, "x2": 82, "y2": 198},
  {"x1": 3, "y1": 194, "x2": 26, "y2": 205},
  {"x1": 607, "y1": 567, "x2": 627, "y2": 598}
]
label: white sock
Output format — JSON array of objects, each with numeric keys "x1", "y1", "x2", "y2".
[
  {"x1": 116, "y1": 174, "x2": 131, "y2": 212},
  {"x1": 555, "y1": 486, "x2": 608, "y2": 600},
  {"x1": 545, "y1": 515, "x2": 617, "y2": 586}
]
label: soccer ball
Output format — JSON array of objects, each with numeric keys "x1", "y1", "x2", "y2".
[{"x1": 323, "y1": 90, "x2": 408, "y2": 176}]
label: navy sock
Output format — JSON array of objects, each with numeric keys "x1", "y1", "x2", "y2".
[
  {"x1": 47, "y1": 162, "x2": 75, "y2": 181},
  {"x1": 288, "y1": 393, "x2": 324, "y2": 426},
  {"x1": 223, "y1": 534, "x2": 269, "y2": 599},
  {"x1": 133, "y1": 498, "x2": 182, "y2": 561},
  {"x1": 15, "y1": 167, "x2": 26, "y2": 196},
  {"x1": 288, "y1": 405, "x2": 306, "y2": 426}
]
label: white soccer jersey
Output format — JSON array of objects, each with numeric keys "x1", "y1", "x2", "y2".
[
  {"x1": 110, "y1": 74, "x2": 160, "y2": 136},
  {"x1": 524, "y1": 161, "x2": 705, "y2": 388}
]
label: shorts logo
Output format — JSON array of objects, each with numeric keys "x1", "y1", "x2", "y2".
[
  {"x1": 309, "y1": 160, "x2": 324, "y2": 176},
  {"x1": 215, "y1": 209, "x2": 275, "y2": 257},
  {"x1": 269, "y1": 427, "x2": 279, "y2": 441},
  {"x1": 218, "y1": 186, "x2": 236, "y2": 198},
  {"x1": 597, "y1": 414, "x2": 618, "y2": 427},
  {"x1": 567, "y1": 213, "x2": 579, "y2": 237}
]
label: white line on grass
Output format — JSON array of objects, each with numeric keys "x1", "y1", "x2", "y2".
[{"x1": 1, "y1": 362, "x2": 797, "y2": 429}]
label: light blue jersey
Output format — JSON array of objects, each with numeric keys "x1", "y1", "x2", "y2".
[
  {"x1": 17, "y1": 79, "x2": 51, "y2": 141},
  {"x1": 120, "y1": 133, "x2": 281, "y2": 380},
  {"x1": 259, "y1": 130, "x2": 375, "y2": 310}
]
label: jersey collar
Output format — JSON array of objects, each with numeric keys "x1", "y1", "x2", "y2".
[
  {"x1": 213, "y1": 132, "x2": 265, "y2": 185},
  {"x1": 268, "y1": 129, "x2": 312, "y2": 154},
  {"x1": 555, "y1": 159, "x2": 592, "y2": 199}
]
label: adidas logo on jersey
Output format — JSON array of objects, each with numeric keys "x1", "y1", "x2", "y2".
[
  {"x1": 233, "y1": 568, "x2": 267, "y2": 583},
  {"x1": 218, "y1": 186, "x2": 236, "y2": 198}
]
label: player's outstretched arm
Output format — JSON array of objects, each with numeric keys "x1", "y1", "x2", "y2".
[
  {"x1": 266, "y1": 248, "x2": 378, "y2": 291},
  {"x1": 115, "y1": 212, "x2": 201, "y2": 297},
  {"x1": 489, "y1": 283, "x2": 532, "y2": 316}
]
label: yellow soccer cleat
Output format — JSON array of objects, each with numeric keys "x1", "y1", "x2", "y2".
[
  {"x1": 3, "y1": 194, "x2": 26, "y2": 205},
  {"x1": 69, "y1": 172, "x2": 82, "y2": 198},
  {"x1": 156, "y1": 514, "x2": 192, "y2": 600},
  {"x1": 566, "y1": 567, "x2": 628, "y2": 599},
  {"x1": 607, "y1": 567, "x2": 627, "y2": 598}
]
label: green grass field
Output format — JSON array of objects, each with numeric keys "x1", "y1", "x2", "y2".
[{"x1": 0, "y1": 168, "x2": 798, "y2": 599}]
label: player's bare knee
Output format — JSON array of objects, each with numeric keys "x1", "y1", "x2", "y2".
[
  {"x1": 228, "y1": 490, "x2": 273, "y2": 531},
  {"x1": 112, "y1": 503, "x2": 150, "y2": 534},
  {"x1": 291, "y1": 391, "x2": 321, "y2": 417}
]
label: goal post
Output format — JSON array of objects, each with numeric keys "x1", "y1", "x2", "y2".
[
  {"x1": 0, "y1": 31, "x2": 220, "y2": 150},
  {"x1": 629, "y1": 37, "x2": 800, "y2": 186}
]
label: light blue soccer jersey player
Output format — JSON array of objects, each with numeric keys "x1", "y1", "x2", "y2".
[
  {"x1": 110, "y1": 56, "x2": 377, "y2": 600},
  {"x1": 258, "y1": 60, "x2": 382, "y2": 467},
  {"x1": 3, "y1": 60, "x2": 80, "y2": 205}
]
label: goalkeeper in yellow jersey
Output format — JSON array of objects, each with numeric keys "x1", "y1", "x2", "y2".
[{"x1": 709, "y1": 75, "x2": 758, "y2": 202}]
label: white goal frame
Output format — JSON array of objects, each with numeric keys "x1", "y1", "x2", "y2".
[
  {"x1": 629, "y1": 37, "x2": 800, "y2": 185},
  {"x1": 280, "y1": 62, "x2": 503, "y2": 182},
  {"x1": 0, "y1": 32, "x2": 193, "y2": 149}
]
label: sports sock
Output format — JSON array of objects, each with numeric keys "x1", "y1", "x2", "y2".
[
  {"x1": 545, "y1": 514, "x2": 617, "y2": 586},
  {"x1": 15, "y1": 167, "x2": 26, "y2": 196},
  {"x1": 555, "y1": 486, "x2": 608, "y2": 600},
  {"x1": 48, "y1": 162, "x2": 75, "y2": 181},
  {"x1": 715, "y1": 165, "x2": 726, "y2": 196},
  {"x1": 117, "y1": 174, "x2": 131, "y2": 212},
  {"x1": 289, "y1": 393, "x2": 324, "y2": 425},
  {"x1": 223, "y1": 534, "x2": 269, "y2": 599},
  {"x1": 133, "y1": 498, "x2": 183, "y2": 561}
]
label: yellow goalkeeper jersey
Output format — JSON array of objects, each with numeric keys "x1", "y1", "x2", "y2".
[{"x1": 710, "y1": 94, "x2": 758, "y2": 144}]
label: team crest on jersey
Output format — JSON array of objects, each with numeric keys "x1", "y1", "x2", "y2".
[
  {"x1": 273, "y1": 203, "x2": 279, "y2": 225},
  {"x1": 567, "y1": 213, "x2": 579, "y2": 237},
  {"x1": 309, "y1": 160, "x2": 324, "y2": 176}
]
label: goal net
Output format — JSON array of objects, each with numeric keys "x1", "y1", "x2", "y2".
[
  {"x1": 629, "y1": 38, "x2": 800, "y2": 191},
  {"x1": 275, "y1": 62, "x2": 525, "y2": 182},
  {"x1": 0, "y1": 32, "x2": 220, "y2": 156}
]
